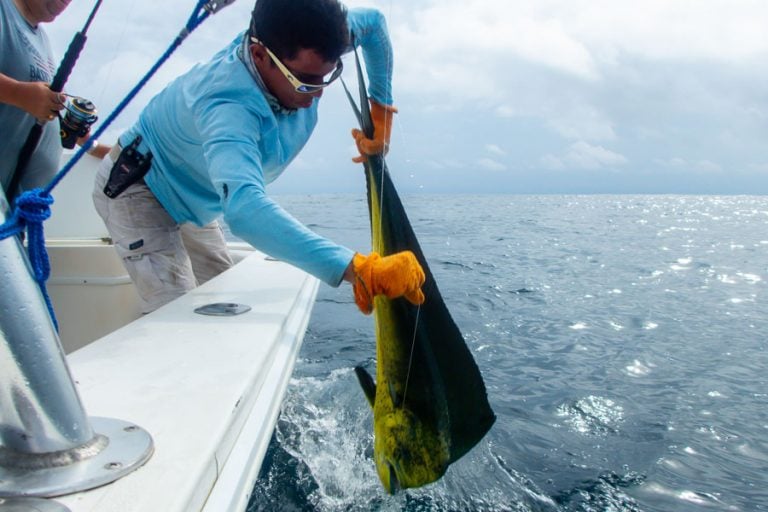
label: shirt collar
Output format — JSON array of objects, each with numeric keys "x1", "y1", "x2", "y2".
[{"x1": 238, "y1": 33, "x2": 296, "y2": 116}]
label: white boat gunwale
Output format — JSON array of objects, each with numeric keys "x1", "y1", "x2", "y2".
[
  {"x1": 56, "y1": 249, "x2": 319, "y2": 512},
  {"x1": 1, "y1": 151, "x2": 319, "y2": 511}
]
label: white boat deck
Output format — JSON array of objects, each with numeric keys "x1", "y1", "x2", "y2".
[{"x1": 58, "y1": 251, "x2": 318, "y2": 511}]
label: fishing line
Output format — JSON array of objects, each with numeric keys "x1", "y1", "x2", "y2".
[
  {"x1": 379, "y1": 0, "x2": 420, "y2": 408},
  {"x1": 378, "y1": 0, "x2": 393, "y2": 244},
  {"x1": 401, "y1": 303, "x2": 420, "y2": 406},
  {"x1": 382, "y1": 0, "x2": 421, "y2": 410},
  {"x1": 93, "y1": 0, "x2": 142, "y2": 110},
  {"x1": 342, "y1": 12, "x2": 421, "y2": 408}
]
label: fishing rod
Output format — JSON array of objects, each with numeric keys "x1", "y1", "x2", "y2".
[{"x1": 7, "y1": 0, "x2": 105, "y2": 202}]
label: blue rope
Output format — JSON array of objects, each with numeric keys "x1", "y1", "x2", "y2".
[
  {"x1": 0, "y1": 0, "x2": 216, "y2": 330},
  {"x1": 0, "y1": 189, "x2": 57, "y2": 330}
]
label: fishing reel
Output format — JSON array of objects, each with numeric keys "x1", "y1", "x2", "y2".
[{"x1": 60, "y1": 96, "x2": 98, "y2": 149}]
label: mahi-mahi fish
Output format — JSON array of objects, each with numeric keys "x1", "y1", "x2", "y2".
[{"x1": 344, "y1": 55, "x2": 496, "y2": 494}]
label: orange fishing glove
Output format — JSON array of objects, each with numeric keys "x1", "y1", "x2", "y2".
[
  {"x1": 351, "y1": 100, "x2": 398, "y2": 163},
  {"x1": 352, "y1": 251, "x2": 426, "y2": 314}
]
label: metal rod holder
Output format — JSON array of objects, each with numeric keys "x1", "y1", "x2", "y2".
[{"x1": 0, "y1": 191, "x2": 153, "y2": 497}]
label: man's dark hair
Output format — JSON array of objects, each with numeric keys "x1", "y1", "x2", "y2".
[{"x1": 250, "y1": 0, "x2": 349, "y2": 62}]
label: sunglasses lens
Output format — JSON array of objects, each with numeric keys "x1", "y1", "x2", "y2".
[
  {"x1": 295, "y1": 66, "x2": 341, "y2": 93},
  {"x1": 297, "y1": 84, "x2": 323, "y2": 93}
]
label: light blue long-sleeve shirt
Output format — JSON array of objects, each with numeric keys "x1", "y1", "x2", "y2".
[{"x1": 119, "y1": 8, "x2": 393, "y2": 287}]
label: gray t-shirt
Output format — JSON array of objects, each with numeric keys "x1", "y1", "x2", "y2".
[{"x1": 0, "y1": 0, "x2": 62, "y2": 197}]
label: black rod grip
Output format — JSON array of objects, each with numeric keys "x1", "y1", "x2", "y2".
[{"x1": 50, "y1": 32, "x2": 87, "y2": 92}]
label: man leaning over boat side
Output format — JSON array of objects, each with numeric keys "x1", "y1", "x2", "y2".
[
  {"x1": 92, "y1": 0, "x2": 425, "y2": 315},
  {"x1": 0, "y1": 0, "x2": 109, "y2": 199}
]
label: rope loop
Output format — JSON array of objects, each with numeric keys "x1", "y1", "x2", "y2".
[
  {"x1": 0, "y1": 188, "x2": 58, "y2": 330},
  {"x1": 16, "y1": 189, "x2": 54, "y2": 282},
  {"x1": 15, "y1": 188, "x2": 54, "y2": 224},
  {"x1": 0, "y1": 188, "x2": 53, "y2": 240}
]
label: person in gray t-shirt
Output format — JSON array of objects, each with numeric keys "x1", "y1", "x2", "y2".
[{"x1": 0, "y1": 0, "x2": 71, "y2": 197}]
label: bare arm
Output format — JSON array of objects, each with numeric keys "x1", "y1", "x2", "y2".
[
  {"x1": 342, "y1": 259, "x2": 355, "y2": 284},
  {"x1": 0, "y1": 73, "x2": 65, "y2": 123}
]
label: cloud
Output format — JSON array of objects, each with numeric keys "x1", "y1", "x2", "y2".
[
  {"x1": 386, "y1": 0, "x2": 768, "y2": 97},
  {"x1": 560, "y1": 1, "x2": 768, "y2": 63},
  {"x1": 426, "y1": 158, "x2": 466, "y2": 170},
  {"x1": 485, "y1": 144, "x2": 506, "y2": 157},
  {"x1": 290, "y1": 156, "x2": 314, "y2": 170},
  {"x1": 655, "y1": 158, "x2": 723, "y2": 173},
  {"x1": 656, "y1": 157, "x2": 687, "y2": 168},
  {"x1": 391, "y1": 0, "x2": 599, "y2": 103},
  {"x1": 694, "y1": 160, "x2": 723, "y2": 173},
  {"x1": 495, "y1": 105, "x2": 517, "y2": 118},
  {"x1": 540, "y1": 154, "x2": 566, "y2": 171},
  {"x1": 43, "y1": 0, "x2": 768, "y2": 193},
  {"x1": 542, "y1": 141, "x2": 627, "y2": 170},
  {"x1": 380, "y1": 0, "x2": 768, "y2": 187},
  {"x1": 748, "y1": 163, "x2": 768, "y2": 173},
  {"x1": 476, "y1": 157, "x2": 507, "y2": 171},
  {"x1": 546, "y1": 104, "x2": 616, "y2": 142}
]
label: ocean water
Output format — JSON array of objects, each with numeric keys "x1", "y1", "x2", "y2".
[{"x1": 246, "y1": 194, "x2": 768, "y2": 512}]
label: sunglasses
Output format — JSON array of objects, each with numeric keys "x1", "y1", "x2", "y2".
[{"x1": 250, "y1": 37, "x2": 343, "y2": 94}]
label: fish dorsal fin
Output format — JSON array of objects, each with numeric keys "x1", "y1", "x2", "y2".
[{"x1": 354, "y1": 366, "x2": 376, "y2": 408}]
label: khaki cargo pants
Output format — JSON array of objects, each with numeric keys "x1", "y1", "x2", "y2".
[{"x1": 92, "y1": 147, "x2": 233, "y2": 313}]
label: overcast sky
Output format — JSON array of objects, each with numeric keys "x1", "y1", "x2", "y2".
[{"x1": 47, "y1": 0, "x2": 768, "y2": 194}]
